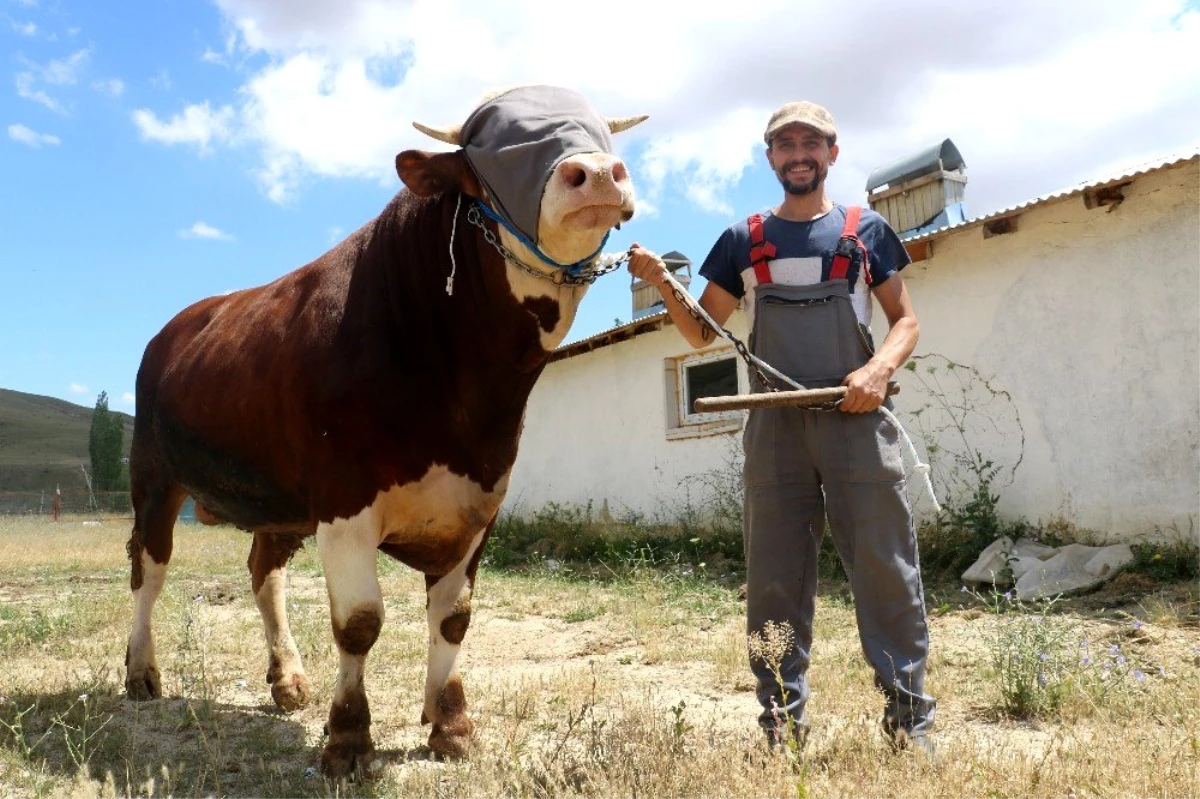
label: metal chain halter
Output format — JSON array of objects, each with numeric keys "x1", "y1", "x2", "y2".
[{"x1": 466, "y1": 203, "x2": 628, "y2": 286}]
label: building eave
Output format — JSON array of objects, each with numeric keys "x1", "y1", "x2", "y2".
[
  {"x1": 550, "y1": 311, "x2": 672, "y2": 362},
  {"x1": 900, "y1": 150, "x2": 1199, "y2": 250}
]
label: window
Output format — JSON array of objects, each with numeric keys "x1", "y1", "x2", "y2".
[{"x1": 664, "y1": 348, "x2": 744, "y2": 439}]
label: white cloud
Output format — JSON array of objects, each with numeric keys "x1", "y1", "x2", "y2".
[
  {"x1": 201, "y1": 48, "x2": 225, "y2": 65},
  {"x1": 180, "y1": 221, "x2": 234, "y2": 241},
  {"x1": 148, "y1": 0, "x2": 1200, "y2": 216},
  {"x1": 69, "y1": 383, "x2": 89, "y2": 395},
  {"x1": 41, "y1": 48, "x2": 90, "y2": 85},
  {"x1": 93, "y1": 78, "x2": 125, "y2": 97},
  {"x1": 15, "y1": 72, "x2": 65, "y2": 113},
  {"x1": 8, "y1": 123, "x2": 61, "y2": 147},
  {"x1": 121, "y1": 392, "x2": 135, "y2": 405},
  {"x1": 13, "y1": 49, "x2": 92, "y2": 115},
  {"x1": 13, "y1": 21, "x2": 36, "y2": 36},
  {"x1": 132, "y1": 102, "x2": 235, "y2": 153}
]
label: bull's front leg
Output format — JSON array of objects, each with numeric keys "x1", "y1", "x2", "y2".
[
  {"x1": 422, "y1": 521, "x2": 493, "y2": 758},
  {"x1": 248, "y1": 533, "x2": 312, "y2": 711},
  {"x1": 316, "y1": 518, "x2": 384, "y2": 777}
]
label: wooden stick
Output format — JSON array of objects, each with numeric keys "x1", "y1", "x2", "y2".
[{"x1": 694, "y1": 382, "x2": 900, "y2": 412}]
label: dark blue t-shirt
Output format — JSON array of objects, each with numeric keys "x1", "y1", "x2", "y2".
[{"x1": 698, "y1": 205, "x2": 910, "y2": 328}]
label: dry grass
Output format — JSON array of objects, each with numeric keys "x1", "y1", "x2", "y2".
[{"x1": 0, "y1": 515, "x2": 1196, "y2": 798}]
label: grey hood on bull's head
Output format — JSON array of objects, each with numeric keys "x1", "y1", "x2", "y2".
[{"x1": 438, "y1": 86, "x2": 626, "y2": 245}]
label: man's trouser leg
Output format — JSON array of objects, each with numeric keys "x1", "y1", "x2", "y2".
[
  {"x1": 816, "y1": 409, "x2": 936, "y2": 736},
  {"x1": 743, "y1": 407, "x2": 824, "y2": 735}
]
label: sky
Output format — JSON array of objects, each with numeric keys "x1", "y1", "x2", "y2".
[{"x1": 2, "y1": 0, "x2": 1198, "y2": 411}]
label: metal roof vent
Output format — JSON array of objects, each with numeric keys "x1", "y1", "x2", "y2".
[
  {"x1": 632, "y1": 250, "x2": 691, "y2": 320},
  {"x1": 866, "y1": 139, "x2": 968, "y2": 237}
]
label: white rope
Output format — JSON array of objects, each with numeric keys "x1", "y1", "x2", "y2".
[
  {"x1": 446, "y1": 192, "x2": 462, "y2": 296},
  {"x1": 880, "y1": 405, "x2": 942, "y2": 513}
]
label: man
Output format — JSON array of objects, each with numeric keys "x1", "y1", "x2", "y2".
[{"x1": 627, "y1": 101, "x2": 936, "y2": 755}]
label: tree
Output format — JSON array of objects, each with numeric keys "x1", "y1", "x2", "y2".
[{"x1": 88, "y1": 391, "x2": 126, "y2": 492}]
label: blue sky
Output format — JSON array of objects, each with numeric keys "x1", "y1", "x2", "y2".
[{"x1": 3, "y1": 0, "x2": 1198, "y2": 411}]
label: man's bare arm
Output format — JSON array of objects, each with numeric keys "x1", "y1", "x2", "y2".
[
  {"x1": 840, "y1": 273, "x2": 920, "y2": 413},
  {"x1": 627, "y1": 244, "x2": 740, "y2": 349}
]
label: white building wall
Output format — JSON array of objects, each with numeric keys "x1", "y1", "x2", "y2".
[
  {"x1": 506, "y1": 315, "x2": 751, "y2": 522},
  {"x1": 891, "y1": 162, "x2": 1199, "y2": 538},
  {"x1": 508, "y1": 160, "x2": 1199, "y2": 542}
]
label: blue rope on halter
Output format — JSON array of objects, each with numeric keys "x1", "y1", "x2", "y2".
[{"x1": 473, "y1": 200, "x2": 610, "y2": 277}]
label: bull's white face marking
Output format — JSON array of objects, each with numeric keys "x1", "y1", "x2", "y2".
[
  {"x1": 423, "y1": 527, "x2": 487, "y2": 722},
  {"x1": 489, "y1": 151, "x2": 634, "y2": 351},
  {"x1": 374, "y1": 464, "x2": 509, "y2": 548},
  {"x1": 537, "y1": 151, "x2": 635, "y2": 265}
]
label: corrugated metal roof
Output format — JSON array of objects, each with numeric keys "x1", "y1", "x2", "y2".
[{"x1": 901, "y1": 148, "x2": 1199, "y2": 244}]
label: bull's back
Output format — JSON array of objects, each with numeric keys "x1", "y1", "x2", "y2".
[{"x1": 133, "y1": 261, "x2": 344, "y2": 534}]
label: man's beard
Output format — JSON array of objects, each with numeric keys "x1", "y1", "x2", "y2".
[{"x1": 777, "y1": 159, "x2": 826, "y2": 196}]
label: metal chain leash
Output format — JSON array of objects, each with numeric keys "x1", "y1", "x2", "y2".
[
  {"x1": 661, "y1": 275, "x2": 784, "y2": 393},
  {"x1": 466, "y1": 204, "x2": 627, "y2": 286}
]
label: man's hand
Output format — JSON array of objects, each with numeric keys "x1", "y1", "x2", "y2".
[
  {"x1": 840, "y1": 360, "x2": 892, "y2": 413},
  {"x1": 628, "y1": 242, "x2": 668, "y2": 285}
]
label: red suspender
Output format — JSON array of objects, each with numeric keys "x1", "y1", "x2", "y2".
[
  {"x1": 829, "y1": 205, "x2": 863, "y2": 281},
  {"x1": 748, "y1": 213, "x2": 776, "y2": 284}
]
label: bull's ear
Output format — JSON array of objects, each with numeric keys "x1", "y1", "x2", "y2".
[{"x1": 395, "y1": 150, "x2": 482, "y2": 198}]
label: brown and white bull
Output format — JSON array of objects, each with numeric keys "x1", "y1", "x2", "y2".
[{"x1": 123, "y1": 86, "x2": 645, "y2": 775}]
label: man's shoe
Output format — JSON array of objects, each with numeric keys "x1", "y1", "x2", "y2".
[{"x1": 888, "y1": 728, "x2": 939, "y2": 762}]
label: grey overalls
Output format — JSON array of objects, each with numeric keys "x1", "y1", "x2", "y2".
[{"x1": 742, "y1": 225, "x2": 936, "y2": 739}]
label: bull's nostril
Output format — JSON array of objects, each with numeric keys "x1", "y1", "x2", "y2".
[
  {"x1": 612, "y1": 161, "x2": 628, "y2": 183},
  {"x1": 560, "y1": 163, "x2": 587, "y2": 189}
]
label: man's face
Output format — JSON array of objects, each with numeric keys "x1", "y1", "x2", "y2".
[{"x1": 766, "y1": 125, "x2": 838, "y2": 196}]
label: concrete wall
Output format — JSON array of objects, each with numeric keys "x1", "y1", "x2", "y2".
[
  {"x1": 507, "y1": 159, "x2": 1199, "y2": 541},
  {"x1": 891, "y1": 160, "x2": 1198, "y2": 538},
  {"x1": 505, "y1": 314, "x2": 751, "y2": 523}
]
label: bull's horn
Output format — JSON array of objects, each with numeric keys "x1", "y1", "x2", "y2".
[
  {"x1": 608, "y1": 115, "x2": 648, "y2": 134},
  {"x1": 412, "y1": 121, "x2": 462, "y2": 146}
]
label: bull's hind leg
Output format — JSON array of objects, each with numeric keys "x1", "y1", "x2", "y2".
[
  {"x1": 125, "y1": 482, "x2": 186, "y2": 700},
  {"x1": 422, "y1": 520, "x2": 493, "y2": 758},
  {"x1": 249, "y1": 533, "x2": 312, "y2": 711},
  {"x1": 316, "y1": 516, "x2": 384, "y2": 777}
]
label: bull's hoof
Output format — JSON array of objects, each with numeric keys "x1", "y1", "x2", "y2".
[
  {"x1": 271, "y1": 673, "x2": 312, "y2": 712},
  {"x1": 320, "y1": 733, "x2": 375, "y2": 778},
  {"x1": 125, "y1": 667, "x2": 161, "y2": 701},
  {"x1": 428, "y1": 716, "x2": 476, "y2": 759}
]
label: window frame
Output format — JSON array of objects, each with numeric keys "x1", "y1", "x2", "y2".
[{"x1": 664, "y1": 347, "x2": 745, "y2": 440}]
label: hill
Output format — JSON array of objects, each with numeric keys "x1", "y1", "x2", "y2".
[{"x1": 0, "y1": 388, "x2": 134, "y2": 493}]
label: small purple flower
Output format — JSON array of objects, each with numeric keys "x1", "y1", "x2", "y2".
[
  {"x1": 1134, "y1": 670, "x2": 1145, "y2": 682},
  {"x1": 1003, "y1": 591, "x2": 1013, "y2": 601},
  {"x1": 1108, "y1": 644, "x2": 1120, "y2": 655},
  {"x1": 960, "y1": 585, "x2": 969, "y2": 593},
  {"x1": 1132, "y1": 620, "x2": 1143, "y2": 630},
  {"x1": 1117, "y1": 655, "x2": 1127, "y2": 666},
  {"x1": 1080, "y1": 656, "x2": 1092, "y2": 666},
  {"x1": 1080, "y1": 638, "x2": 1089, "y2": 649},
  {"x1": 1038, "y1": 653, "x2": 1049, "y2": 663}
]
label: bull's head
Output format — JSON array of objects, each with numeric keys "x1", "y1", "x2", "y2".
[{"x1": 396, "y1": 86, "x2": 646, "y2": 268}]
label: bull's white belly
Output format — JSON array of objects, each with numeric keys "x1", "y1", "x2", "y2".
[{"x1": 343, "y1": 464, "x2": 510, "y2": 547}]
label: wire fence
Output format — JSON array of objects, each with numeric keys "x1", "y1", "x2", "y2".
[{"x1": 0, "y1": 490, "x2": 133, "y2": 517}]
